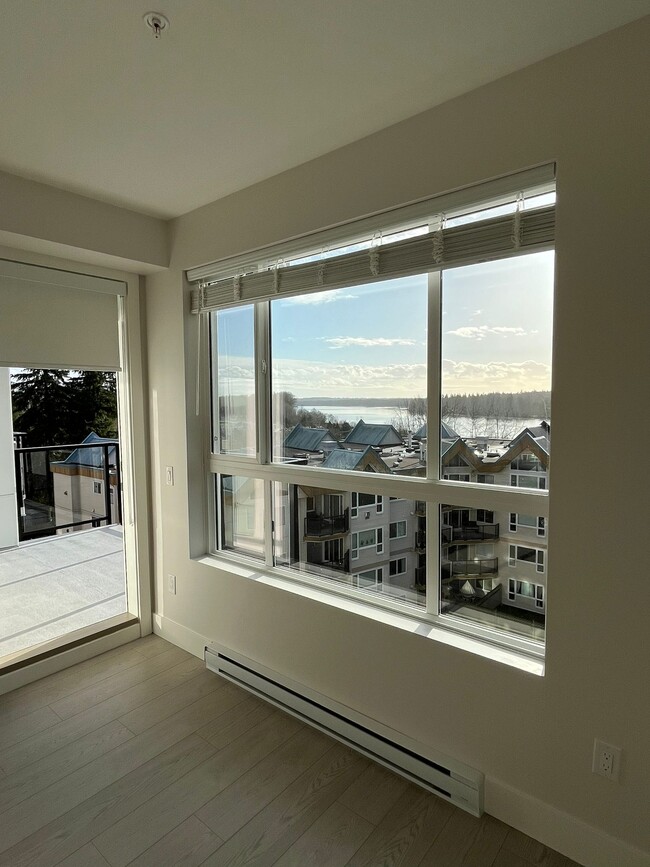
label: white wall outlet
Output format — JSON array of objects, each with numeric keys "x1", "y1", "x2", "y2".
[
  {"x1": 165, "y1": 466, "x2": 174, "y2": 486},
  {"x1": 168, "y1": 573, "x2": 177, "y2": 595},
  {"x1": 592, "y1": 739, "x2": 621, "y2": 781}
]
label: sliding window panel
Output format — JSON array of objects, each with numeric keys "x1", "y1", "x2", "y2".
[
  {"x1": 210, "y1": 306, "x2": 256, "y2": 456},
  {"x1": 217, "y1": 475, "x2": 265, "y2": 560}
]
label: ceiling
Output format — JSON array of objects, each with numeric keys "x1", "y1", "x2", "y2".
[{"x1": 0, "y1": 1, "x2": 647, "y2": 219}]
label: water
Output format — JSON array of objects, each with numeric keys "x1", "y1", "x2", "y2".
[{"x1": 296, "y1": 404, "x2": 545, "y2": 438}]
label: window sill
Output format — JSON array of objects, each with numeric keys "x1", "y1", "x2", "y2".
[{"x1": 194, "y1": 554, "x2": 545, "y2": 677}]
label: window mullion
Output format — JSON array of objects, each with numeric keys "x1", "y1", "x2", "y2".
[
  {"x1": 426, "y1": 269, "x2": 442, "y2": 615},
  {"x1": 254, "y1": 301, "x2": 271, "y2": 464}
]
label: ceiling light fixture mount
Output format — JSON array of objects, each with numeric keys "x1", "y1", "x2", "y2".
[{"x1": 144, "y1": 12, "x2": 170, "y2": 39}]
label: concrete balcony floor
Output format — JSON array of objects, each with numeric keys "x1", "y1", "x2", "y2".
[{"x1": 0, "y1": 525, "x2": 126, "y2": 659}]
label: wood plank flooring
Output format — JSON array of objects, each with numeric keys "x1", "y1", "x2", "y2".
[{"x1": 0, "y1": 635, "x2": 582, "y2": 866}]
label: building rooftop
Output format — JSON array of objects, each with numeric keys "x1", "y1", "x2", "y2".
[
  {"x1": 55, "y1": 432, "x2": 118, "y2": 469},
  {"x1": 321, "y1": 446, "x2": 390, "y2": 473},
  {"x1": 284, "y1": 424, "x2": 339, "y2": 453},
  {"x1": 343, "y1": 420, "x2": 402, "y2": 448}
]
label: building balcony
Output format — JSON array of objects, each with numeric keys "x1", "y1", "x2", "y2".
[
  {"x1": 414, "y1": 500, "x2": 426, "y2": 516},
  {"x1": 441, "y1": 557, "x2": 498, "y2": 580},
  {"x1": 304, "y1": 509, "x2": 349, "y2": 539},
  {"x1": 15, "y1": 440, "x2": 122, "y2": 542},
  {"x1": 415, "y1": 530, "x2": 426, "y2": 552},
  {"x1": 441, "y1": 522, "x2": 499, "y2": 544}
]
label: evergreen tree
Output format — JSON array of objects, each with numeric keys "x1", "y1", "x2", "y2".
[
  {"x1": 68, "y1": 371, "x2": 118, "y2": 440},
  {"x1": 11, "y1": 369, "x2": 72, "y2": 446},
  {"x1": 11, "y1": 369, "x2": 118, "y2": 446}
]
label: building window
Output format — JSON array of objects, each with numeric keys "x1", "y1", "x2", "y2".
[
  {"x1": 509, "y1": 513, "x2": 546, "y2": 536},
  {"x1": 509, "y1": 544, "x2": 545, "y2": 573},
  {"x1": 508, "y1": 579, "x2": 545, "y2": 609},
  {"x1": 353, "y1": 568, "x2": 383, "y2": 590},
  {"x1": 511, "y1": 474, "x2": 546, "y2": 490},
  {"x1": 351, "y1": 492, "x2": 383, "y2": 518},
  {"x1": 196, "y1": 170, "x2": 554, "y2": 650}
]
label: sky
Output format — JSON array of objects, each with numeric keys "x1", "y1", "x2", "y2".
[{"x1": 216, "y1": 249, "x2": 554, "y2": 401}]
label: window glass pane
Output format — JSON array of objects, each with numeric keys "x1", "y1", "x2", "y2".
[
  {"x1": 217, "y1": 475, "x2": 264, "y2": 560},
  {"x1": 211, "y1": 306, "x2": 256, "y2": 456},
  {"x1": 273, "y1": 482, "x2": 426, "y2": 608},
  {"x1": 270, "y1": 276, "x2": 427, "y2": 475},
  {"x1": 440, "y1": 504, "x2": 545, "y2": 641},
  {"x1": 440, "y1": 251, "x2": 553, "y2": 486}
]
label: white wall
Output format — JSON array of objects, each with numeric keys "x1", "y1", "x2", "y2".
[{"x1": 147, "y1": 20, "x2": 650, "y2": 865}]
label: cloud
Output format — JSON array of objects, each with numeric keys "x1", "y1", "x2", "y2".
[
  {"x1": 282, "y1": 288, "x2": 356, "y2": 306},
  {"x1": 323, "y1": 337, "x2": 416, "y2": 349},
  {"x1": 446, "y1": 325, "x2": 527, "y2": 340},
  {"x1": 442, "y1": 358, "x2": 551, "y2": 393},
  {"x1": 272, "y1": 358, "x2": 427, "y2": 397}
]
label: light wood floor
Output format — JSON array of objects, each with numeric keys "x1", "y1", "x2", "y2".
[{"x1": 0, "y1": 635, "x2": 581, "y2": 866}]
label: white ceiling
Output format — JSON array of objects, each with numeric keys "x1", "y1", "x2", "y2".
[{"x1": 0, "y1": 1, "x2": 647, "y2": 219}]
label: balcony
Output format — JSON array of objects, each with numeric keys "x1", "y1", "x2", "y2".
[
  {"x1": 415, "y1": 530, "x2": 426, "y2": 552},
  {"x1": 15, "y1": 440, "x2": 122, "y2": 541},
  {"x1": 1, "y1": 439, "x2": 126, "y2": 660},
  {"x1": 304, "y1": 509, "x2": 349, "y2": 539},
  {"x1": 321, "y1": 551, "x2": 350, "y2": 573},
  {"x1": 441, "y1": 557, "x2": 498, "y2": 580},
  {"x1": 441, "y1": 522, "x2": 499, "y2": 544}
]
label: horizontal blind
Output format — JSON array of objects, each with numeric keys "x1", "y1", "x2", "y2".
[
  {"x1": 187, "y1": 163, "x2": 555, "y2": 285},
  {"x1": 191, "y1": 203, "x2": 554, "y2": 314},
  {"x1": 0, "y1": 261, "x2": 125, "y2": 370}
]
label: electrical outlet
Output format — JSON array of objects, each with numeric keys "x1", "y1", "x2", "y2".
[
  {"x1": 168, "y1": 573, "x2": 177, "y2": 595},
  {"x1": 593, "y1": 739, "x2": 621, "y2": 781}
]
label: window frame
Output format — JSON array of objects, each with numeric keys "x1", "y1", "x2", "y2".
[{"x1": 202, "y1": 185, "x2": 553, "y2": 661}]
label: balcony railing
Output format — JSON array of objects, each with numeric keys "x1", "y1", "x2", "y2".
[
  {"x1": 304, "y1": 509, "x2": 349, "y2": 538},
  {"x1": 415, "y1": 530, "x2": 426, "y2": 551},
  {"x1": 441, "y1": 522, "x2": 499, "y2": 544},
  {"x1": 441, "y1": 557, "x2": 498, "y2": 580},
  {"x1": 14, "y1": 441, "x2": 121, "y2": 542}
]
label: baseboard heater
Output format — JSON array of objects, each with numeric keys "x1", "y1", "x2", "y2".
[{"x1": 205, "y1": 644, "x2": 483, "y2": 817}]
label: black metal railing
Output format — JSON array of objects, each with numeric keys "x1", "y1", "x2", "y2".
[
  {"x1": 321, "y1": 551, "x2": 350, "y2": 573},
  {"x1": 441, "y1": 522, "x2": 499, "y2": 544},
  {"x1": 414, "y1": 500, "x2": 426, "y2": 516},
  {"x1": 415, "y1": 530, "x2": 426, "y2": 551},
  {"x1": 441, "y1": 557, "x2": 498, "y2": 580},
  {"x1": 414, "y1": 565, "x2": 426, "y2": 588},
  {"x1": 14, "y1": 441, "x2": 121, "y2": 542},
  {"x1": 304, "y1": 509, "x2": 349, "y2": 538}
]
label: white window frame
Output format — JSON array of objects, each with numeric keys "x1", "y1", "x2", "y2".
[
  {"x1": 202, "y1": 176, "x2": 553, "y2": 661},
  {"x1": 508, "y1": 544, "x2": 545, "y2": 573}
]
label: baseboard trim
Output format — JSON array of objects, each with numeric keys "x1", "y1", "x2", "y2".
[
  {"x1": 153, "y1": 615, "x2": 649, "y2": 867},
  {"x1": 486, "y1": 777, "x2": 649, "y2": 867},
  {"x1": 152, "y1": 612, "x2": 207, "y2": 658}
]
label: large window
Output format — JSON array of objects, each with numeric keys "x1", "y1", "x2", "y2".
[{"x1": 194, "y1": 168, "x2": 554, "y2": 653}]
